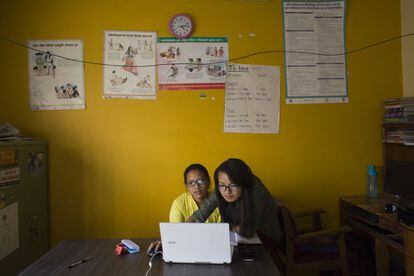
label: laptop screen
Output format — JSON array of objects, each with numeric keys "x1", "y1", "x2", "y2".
[{"x1": 159, "y1": 223, "x2": 233, "y2": 264}]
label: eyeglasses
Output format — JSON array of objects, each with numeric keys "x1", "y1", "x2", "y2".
[
  {"x1": 186, "y1": 178, "x2": 208, "y2": 187},
  {"x1": 218, "y1": 183, "x2": 240, "y2": 192}
]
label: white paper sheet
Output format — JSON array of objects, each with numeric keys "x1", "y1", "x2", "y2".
[
  {"x1": 224, "y1": 64, "x2": 280, "y2": 134},
  {"x1": 283, "y1": 0, "x2": 348, "y2": 104},
  {"x1": 230, "y1": 231, "x2": 262, "y2": 246},
  {"x1": 103, "y1": 31, "x2": 157, "y2": 99},
  {"x1": 0, "y1": 202, "x2": 19, "y2": 260},
  {"x1": 0, "y1": 123, "x2": 19, "y2": 138},
  {"x1": 28, "y1": 40, "x2": 85, "y2": 110}
]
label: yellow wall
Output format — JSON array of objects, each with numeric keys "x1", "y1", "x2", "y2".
[
  {"x1": 401, "y1": 0, "x2": 414, "y2": 97},
  {"x1": 0, "y1": 0, "x2": 403, "y2": 245}
]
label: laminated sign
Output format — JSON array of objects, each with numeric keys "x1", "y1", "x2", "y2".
[{"x1": 0, "y1": 167, "x2": 20, "y2": 186}]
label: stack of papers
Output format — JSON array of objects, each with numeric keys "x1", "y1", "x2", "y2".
[
  {"x1": 229, "y1": 231, "x2": 262, "y2": 246},
  {"x1": 0, "y1": 123, "x2": 20, "y2": 138}
]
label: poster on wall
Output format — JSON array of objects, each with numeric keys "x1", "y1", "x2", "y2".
[
  {"x1": 224, "y1": 64, "x2": 280, "y2": 134},
  {"x1": 157, "y1": 37, "x2": 228, "y2": 90},
  {"x1": 28, "y1": 40, "x2": 85, "y2": 110},
  {"x1": 103, "y1": 30, "x2": 157, "y2": 99},
  {"x1": 283, "y1": 0, "x2": 348, "y2": 104},
  {"x1": 0, "y1": 202, "x2": 19, "y2": 260}
]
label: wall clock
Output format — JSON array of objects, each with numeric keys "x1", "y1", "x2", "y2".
[{"x1": 169, "y1": 14, "x2": 193, "y2": 39}]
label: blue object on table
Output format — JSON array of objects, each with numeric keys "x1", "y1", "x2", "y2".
[
  {"x1": 368, "y1": 165, "x2": 378, "y2": 199},
  {"x1": 121, "y1": 239, "x2": 140, "y2": 254}
]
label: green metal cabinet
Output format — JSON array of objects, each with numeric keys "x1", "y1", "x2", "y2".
[{"x1": 0, "y1": 139, "x2": 48, "y2": 275}]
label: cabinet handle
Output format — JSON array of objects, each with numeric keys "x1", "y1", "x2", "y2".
[{"x1": 30, "y1": 214, "x2": 39, "y2": 222}]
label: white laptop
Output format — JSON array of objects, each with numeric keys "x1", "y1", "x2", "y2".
[{"x1": 159, "y1": 222, "x2": 234, "y2": 264}]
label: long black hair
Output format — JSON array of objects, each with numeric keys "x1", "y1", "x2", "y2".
[{"x1": 214, "y1": 158, "x2": 255, "y2": 237}]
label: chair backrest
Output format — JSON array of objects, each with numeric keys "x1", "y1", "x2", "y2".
[
  {"x1": 273, "y1": 199, "x2": 298, "y2": 253},
  {"x1": 275, "y1": 198, "x2": 298, "y2": 264},
  {"x1": 280, "y1": 206, "x2": 298, "y2": 239}
]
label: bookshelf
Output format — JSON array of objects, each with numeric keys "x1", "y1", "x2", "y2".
[
  {"x1": 382, "y1": 97, "x2": 414, "y2": 197},
  {"x1": 383, "y1": 97, "x2": 414, "y2": 145}
]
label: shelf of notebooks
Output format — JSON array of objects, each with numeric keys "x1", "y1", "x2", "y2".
[{"x1": 384, "y1": 97, "x2": 414, "y2": 124}]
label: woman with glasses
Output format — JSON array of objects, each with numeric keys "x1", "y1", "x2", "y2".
[
  {"x1": 147, "y1": 163, "x2": 220, "y2": 254},
  {"x1": 188, "y1": 158, "x2": 281, "y2": 244},
  {"x1": 169, "y1": 163, "x2": 220, "y2": 223}
]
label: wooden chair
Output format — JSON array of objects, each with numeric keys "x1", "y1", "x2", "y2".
[{"x1": 272, "y1": 203, "x2": 352, "y2": 276}]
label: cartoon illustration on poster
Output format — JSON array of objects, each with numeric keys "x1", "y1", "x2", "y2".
[
  {"x1": 28, "y1": 40, "x2": 85, "y2": 110},
  {"x1": 103, "y1": 31, "x2": 157, "y2": 99},
  {"x1": 157, "y1": 37, "x2": 228, "y2": 90}
]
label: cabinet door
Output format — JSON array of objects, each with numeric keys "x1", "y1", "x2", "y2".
[
  {"x1": 407, "y1": 255, "x2": 414, "y2": 276},
  {"x1": 0, "y1": 142, "x2": 48, "y2": 275},
  {"x1": 17, "y1": 144, "x2": 49, "y2": 271}
]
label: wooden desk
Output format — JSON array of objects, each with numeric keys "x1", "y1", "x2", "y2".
[
  {"x1": 19, "y1": 238, "x2": 281, "y2": 276},
  {"x1": 340, "y1": 194, "x2": 414, "y2": 276}
]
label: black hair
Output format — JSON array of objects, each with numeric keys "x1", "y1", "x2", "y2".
[
  {"x1": 183, "y1": 164, "x2": 210, "y2": 184},
  {"x1": 214, "y1": 158, "x2": 255, "y2": 237}
]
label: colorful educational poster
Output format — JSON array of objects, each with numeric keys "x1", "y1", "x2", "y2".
[
  {"x1": 103, "y1": 31, "x2": 157, "y2": 99},
  {"x1": 157, "y1": 37, "x2": 228, "y2": 90},
  {"x1": 0, "y1": 202, "x2": 19, "y2": 260},
  {"x1": 224, "y1": 64, "x2": 280, "y2": 134},
  {"x1": 28, "y1": 40, "x2": 85, "y2": 110},
  {"x1": 283, "y1": 0, "x2": 348, "y2": 104}
]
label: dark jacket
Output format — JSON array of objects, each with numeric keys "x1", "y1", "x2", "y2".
[{"x1": 191, "y1": 177, "x2": 281, "y2": 241}]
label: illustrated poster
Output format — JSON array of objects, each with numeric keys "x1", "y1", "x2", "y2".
[
  {"x1": 0, "y1": 202, "x2": 19, "y2": 260},
  {"x1": 104, "y1": 31, "x2": 157, "y2": 99},
  {"x1": 28, "y1": 40, "x2": 85, "y2": 110},
  {"x1": 224, "y1": 64, "x2": 280, "y2": 134},
  {"x1": 283, "y1": 0, "x2": 348, "y2": 104},
  {"x1": 157, "y1": 37, "x2": 228, "y2": 90}
]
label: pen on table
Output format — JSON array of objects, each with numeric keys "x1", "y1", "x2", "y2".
[{"x1": 68, "y1": 256, "x2": 93, "y2": 268}]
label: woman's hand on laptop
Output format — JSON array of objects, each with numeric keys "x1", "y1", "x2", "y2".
[
  {"x1": 147, "y1": 241, "x2": 162, "y2": 256},
  {"x1": 185, "y1": 215, "x2": 197, "y2": 222},
  {"x1": 232, "y1": 225, "x2": 240, "y2": 233}
]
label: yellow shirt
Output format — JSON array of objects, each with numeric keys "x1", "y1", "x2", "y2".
[{"x1": 169, "y1": 192, "x2": 221, "y2": 223}]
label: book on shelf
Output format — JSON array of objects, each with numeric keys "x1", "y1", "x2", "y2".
[
  {"x1": 383, "y1": 97, "x2": 414, "y2": 124},
  {"x1": 383, "y1": 97, "x2": 414, "y2": 107},
  {"x1": 404, "y1": 106, "x2": 414, "y2": 112},
  {"x1": 384, "y1": 104, "x2": 401, "y2": 109},
  {"x1": 384, "y1": 118, "x2": 413, "y2": 123},
  {"x1": 400, "y1": 97, "x2": 414, "y2": 105}
]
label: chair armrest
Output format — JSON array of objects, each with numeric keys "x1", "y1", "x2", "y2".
[
  {"x1": 294, "y1": 209, "x2": 326, "y2": 218},
  {"x1": 295, "y1": 209, "x2": 326, "y2": 233},
  {"x1": 295, "y1": 226, "x2": 352, "y2": 242}
]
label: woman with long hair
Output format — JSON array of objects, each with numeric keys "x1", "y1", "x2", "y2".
[{"x1": 189, "y1": 158, "x2": 280, "y2": 243}]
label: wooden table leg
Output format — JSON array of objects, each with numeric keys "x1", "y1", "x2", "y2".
[{"x1": 375, "y1": 239, "x2": 390, "y2": 276}]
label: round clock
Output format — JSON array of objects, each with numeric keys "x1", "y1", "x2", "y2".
[{"x1": 169, "y1": 14, "x2": 193, "y2": 39}]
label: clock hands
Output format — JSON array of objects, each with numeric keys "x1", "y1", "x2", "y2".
[{"x1": 170, "y1": 14, "x2": 192, "y2": 38}]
